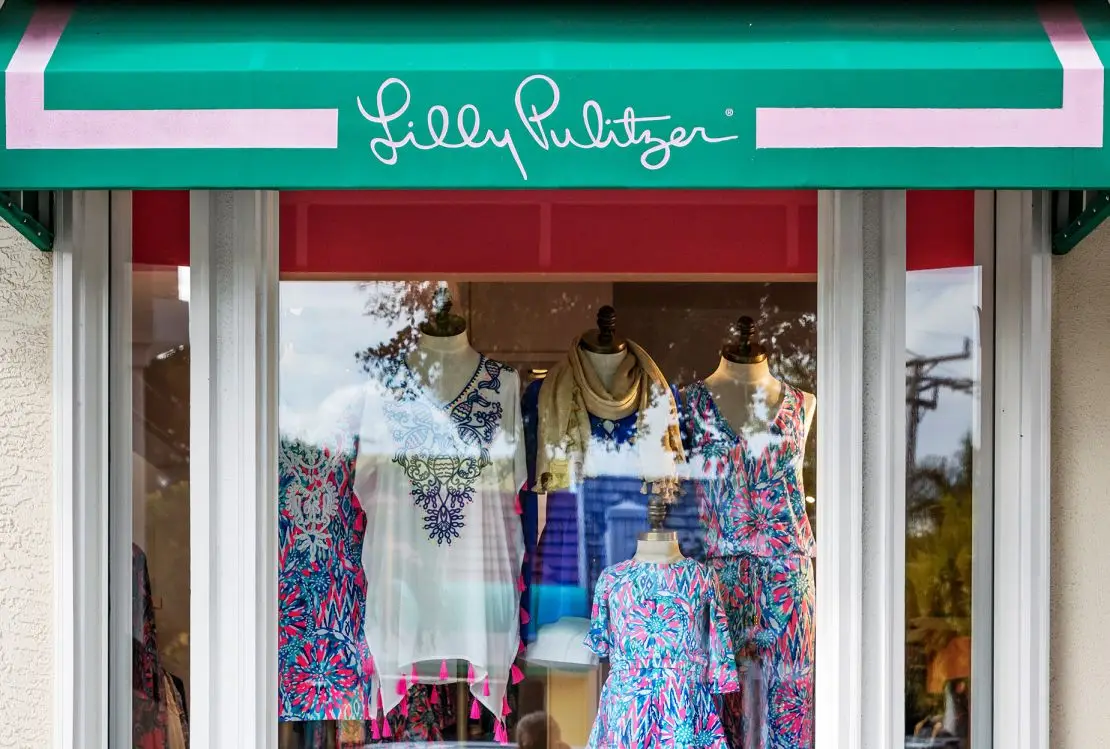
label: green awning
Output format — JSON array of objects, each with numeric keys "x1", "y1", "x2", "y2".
[{"x1": 2, "y1": 1, "x2": 1109, "y2": 189}]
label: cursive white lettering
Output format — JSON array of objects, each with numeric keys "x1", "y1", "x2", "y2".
[{"x1": 357, "y1": 74, "x2": 738, "y2": 181}]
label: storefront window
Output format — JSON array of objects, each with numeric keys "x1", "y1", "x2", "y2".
[
  {"x1": 126, "y1": 191, "x2": 192, "y2": 748},
  {"x1": 904, "y1": 192, "x2": 984, "y2": 749},
  {"x1": 275, "y1": 191, "x2": 819, "y2": 748}
]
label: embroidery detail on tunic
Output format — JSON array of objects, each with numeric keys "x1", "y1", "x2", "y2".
[
  {"x1": 386, "y1": 356, "x2": 507, "y2": 545},
  {"x1": 283, "y1": 440, "x2": 342, "y2": 563}
]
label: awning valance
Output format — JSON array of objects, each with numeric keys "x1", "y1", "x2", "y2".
[{"x1": 2, "y1": 1, "x2": 1108, "y2": 189}]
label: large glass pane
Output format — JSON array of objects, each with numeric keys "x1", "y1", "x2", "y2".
[
  {"x1": 126, "y1": 194, "x2": 192, "y2": 747},
  {"x1": 276, "y1": 191, "x2": 819, "y2": 749},
  {"x1": 904, "y1": 191, "x2": 985, "y2": 749}
]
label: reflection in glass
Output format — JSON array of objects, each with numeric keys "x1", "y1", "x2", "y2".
[
  {"x1": 277, "y1": 280, "x2": 817, "y2": 749},
  {"x1": 904, "y1": 268, "x2": 981, "y2": 749},
  {"x1": 131, "y1": 263, "x2": 191, "y2": 747}
]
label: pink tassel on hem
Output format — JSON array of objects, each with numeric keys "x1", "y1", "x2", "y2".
[
  {"x1": 494, "y1": 721, "x2": 509, "y2": 744},
  {"x1": 370, "y1": 719, "x2": 380, "y2": 740},
  {"x1": 395, "y1": 676, "x2": 407, "y2": 696},
  {"x1": 511, "y1": 663, "x2": 524, "y2": 684},
  {"x1": 467, "y1": 662, "x2": 476, "y2": 683},
  {"x1": 482, "y1": 677, "x2": 491, "y2": 697},
  {"x1": 502, "y1": 694, "x2": 511, "y2": 716},
  {"x1": 382, "y1": 720, "x2": 393, "y2": 739},
  {"x1": 469, "y1": 698, "x2": 482, "y2": 720},
  {"x1": 430, "y1": 687, "x2": 440, "y2": 705},
  {"x1": 411, "y1": 663, "x2": 419, "y2": 683},
  {"x1": 439, "y1": 659, "x2": 450, "y2": 681}
]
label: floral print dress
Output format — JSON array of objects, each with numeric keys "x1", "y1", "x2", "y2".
[
  {"x1": 683, "y1": 381, "x2": 816, "y2": 749},
  {"x1": 584, "y1": 557, "x2": 740, "y2": 749}
]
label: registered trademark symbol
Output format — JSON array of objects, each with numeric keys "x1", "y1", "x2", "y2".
[{"x1": 725, "y1": 108, "x2": 734, "y2": 117}]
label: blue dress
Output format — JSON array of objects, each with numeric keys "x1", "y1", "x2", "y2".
[
  {"x1": 585, "y1": 557, "x2": 740, "y2": 748},
  {"x1": 519, "y1": 379, "x2": 704, "y2": 639}
]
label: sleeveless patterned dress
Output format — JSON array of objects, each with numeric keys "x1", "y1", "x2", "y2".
[{"x1": 683, "y1": 381, "x2": 816, "y2": 749}]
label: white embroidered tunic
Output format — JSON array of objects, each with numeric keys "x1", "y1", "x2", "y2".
[{"x1": 355, "y1": 356, "x2": 526, "y2": 718}]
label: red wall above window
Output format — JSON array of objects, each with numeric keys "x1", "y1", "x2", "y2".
[{"x1": 132, "y1": 189, "x2": 975, "y2": 274}]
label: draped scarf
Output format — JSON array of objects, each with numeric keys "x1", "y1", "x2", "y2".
[{"x1": 536, "y1": 337, "x2": 685, "y2": 492}]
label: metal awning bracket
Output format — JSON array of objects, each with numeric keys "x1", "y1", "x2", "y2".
[
  {"x1": 1052, "y1": 190, "x2": 1110, "y2": 255},
  {"x1": 0, "y1": 191, "x2": 54, "y2": 252}
]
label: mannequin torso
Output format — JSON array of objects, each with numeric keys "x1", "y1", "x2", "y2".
[
  {"x1": 633, "y1": 536, "x2": 684, "y2": 564},
  {"x1": 406, "y1": 331, "x2": 482, "y2": 403},
  {"x1": 702, "y1": 357, "x2": 816, "y2": 438},
  {"x1": 581, "y1": 349, "x2": 628, "y2": 392}
]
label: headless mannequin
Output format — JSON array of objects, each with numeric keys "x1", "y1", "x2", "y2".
[
  {"x1": 581, "y1": 349, "x2": 627, "y2": 392},
  {"x1": 705, "y1": 317, "x2": 816, "y2": 439},
  {"x1": 634, "y1": 534, "x2": 684, "y2": 564},
  {"x1": 704, "y1": 357, "x2": 816, "y2": 437},
  {"x1": 406, "y1": 330, "x2": 481, "y2": 403}
]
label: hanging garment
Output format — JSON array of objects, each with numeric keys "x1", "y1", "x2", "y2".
[
  {"x1": 278, "y1": 430, "x2": 377, "y2": 721},
  {"x1": 336, "y1": 684, "x2": 457, "y2": 745},
  {"x1": 521, "y1": 379, "x2": 704, "y2": 635},
  {"x1": 133, "y1": 543, "x2": 168, "y2": 749},
  {"x1": 162, "y1": 670, "x2": 188, "y2": 749},
  {"x1": 355, "y1": 356, "x2": 527, "y2": 722},
  {"x1": 683, "y1": 381, "x2": 816, "y2": 749},
  {"x1": 584, "y1": 557, "x2": 739, "y2": 749}
]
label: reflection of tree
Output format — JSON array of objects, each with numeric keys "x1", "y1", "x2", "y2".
[
  {"x1": 905, "y1": 435, "x2": 973, "y2": 737},
  {"x1": 757, "y1": 291, "x2": 818, "y2": 527},
  {"x1": 352, "y1": 281, "x2": 439, "y2": 375}
]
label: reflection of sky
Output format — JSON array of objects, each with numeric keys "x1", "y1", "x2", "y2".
[
  {"x1": 280, "y1": 273, "x2": 981, "y2": 463},
  {"x1": 906, "y1": 267, "x2": 981, "y2": 462},
  {"x1": 279, "y1": 282, "x2": 389, "y2": 439}
]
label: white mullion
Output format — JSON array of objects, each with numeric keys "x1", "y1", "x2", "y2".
[
  {"x1": 860, "y1": 191, "x2": 907, "y2": 749},
  {"x1": 1029, "y1": 193, "x2": 1052, "y2": 749},
  {"x1": 53, "y1": 191, "x2": 111, "y2": 749},
  {"x1": 190, "y1": 191, "x2": 279, "y2": 749},
  {"x1": 971, "y1": 190, "x2": 996, "y2": 749},
  {"x1": 992, "y1": 191, "x2": 1051, "y2": 749},
  {"x1": 815, "y1": 190, "x2": 864, "y2": 749},
  {"x1": 106, "y1": 190, "x2": 135, "y2": 749}
]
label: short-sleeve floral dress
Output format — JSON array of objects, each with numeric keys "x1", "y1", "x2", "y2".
[{"x1": 584, "y1": 557, "x2": 740, "y2": 749}]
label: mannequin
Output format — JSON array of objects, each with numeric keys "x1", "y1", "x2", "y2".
[
  {"x1": 634, "y1": 532, "x2": 684, "y2": 564},
  {"x1": 578, "y1": 305, "x2": 630, "y2": 392},
  {"x1": 408, "y1": 286, "x2": 480, "y2": 402},
  {"x1": 703, "y1": 316, "x2": 816, "y2": 438},
  {"x1": 634, "y1": 479, "x2": 684, "y2": 564},
  {"x1": 687, "y1": 315, "x2": 818, "y2": 749}
]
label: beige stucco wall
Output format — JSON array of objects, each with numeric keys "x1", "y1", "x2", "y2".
[
  {"x1": 1052, "y1": 220, "x2": 1110, "y2": 748},
  {"x1": 0, "y1": 223, "x2": 53, "y2": 747}
]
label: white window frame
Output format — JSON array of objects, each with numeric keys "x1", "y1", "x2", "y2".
[{"x1": 51, "y1": 189, "x2": 1050, "y2": 749}]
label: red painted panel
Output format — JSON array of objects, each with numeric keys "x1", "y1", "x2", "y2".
[
  {"x1": 907, "y1": 190, "x2": 976, "y2": 271},
  {"x1": 133, "y1": 189, "x2": 975, "y2": 274},
  {"x1": 133, "y1": 190, "x2": 190, "y2": 266}
]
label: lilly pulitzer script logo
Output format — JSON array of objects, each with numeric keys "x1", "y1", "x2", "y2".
[{"x1": 356, "y1": 74, "x2": 739, "y2": 181}]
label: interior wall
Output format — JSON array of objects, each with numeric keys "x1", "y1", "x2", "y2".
[
  {"x1": 1051, "y1": 220, "x2": 1110, "y2": 748},
  {"x1": 0, "y1": 222, "x2": 53, "y2": 747}
]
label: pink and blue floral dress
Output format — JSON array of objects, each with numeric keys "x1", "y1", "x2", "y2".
[
  {"x1": 683, "y1": 381, "x2": 816, "y2": 749},
  {"x1": 584, "y1": 557, "x2": 740, "y2": 749}
]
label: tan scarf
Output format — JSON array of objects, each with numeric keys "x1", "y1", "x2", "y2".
[{"x1": 536, "y1": 337, "x2": 685, "y2": 492}]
